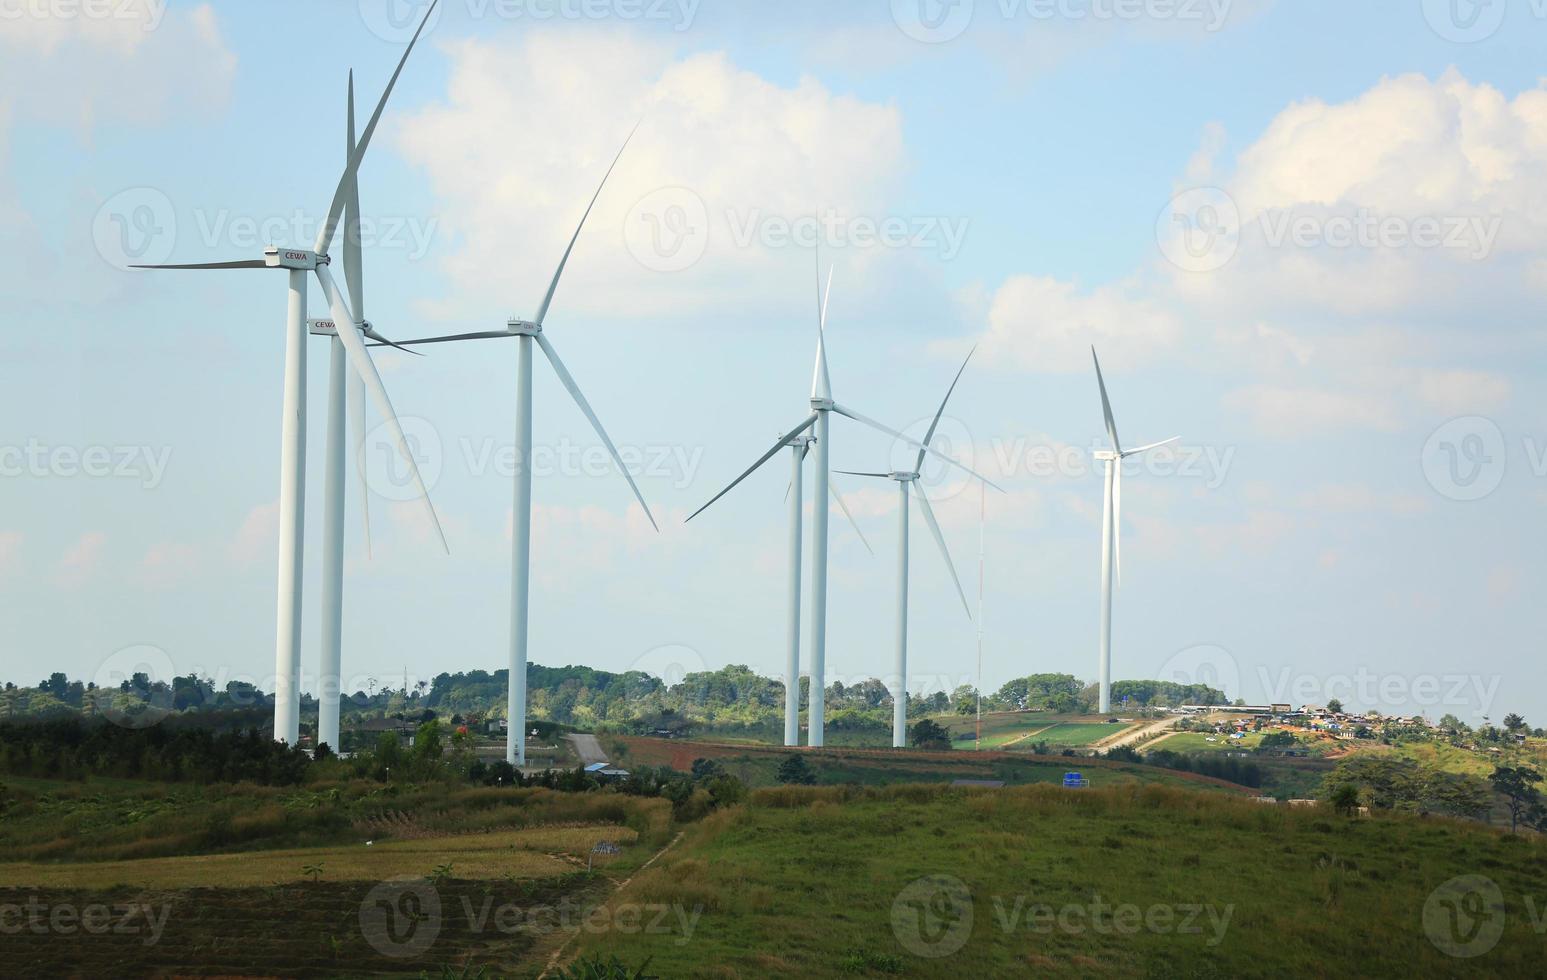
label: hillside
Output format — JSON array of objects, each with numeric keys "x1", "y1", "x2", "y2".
[{"x1": 569, "y1": 783, "x2": 1547, "y2": 977}]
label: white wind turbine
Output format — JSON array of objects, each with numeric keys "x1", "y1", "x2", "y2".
[
  {"x1": 1091, "y1": 346, "x2": 1177, "y2": 715},
  {"x1": 133, "y1": 4, "x2": 445, "y2": 746},
  {"x1": 836, "y1": 348, "x2": 979, "y2": 748},
  {"x1": 688, "y1": 264, "x2": 999, "y2": 747},
  {"x1": 306, "y1": 74, "x2": 422, "y2": 754},
  {"x1": 386, "y1": 131, "x2": 657, "y2": 767}
]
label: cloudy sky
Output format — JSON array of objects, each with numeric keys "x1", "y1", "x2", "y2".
[{"x1": 3, "y1": 0, "x2": 1544, "y2": 724}]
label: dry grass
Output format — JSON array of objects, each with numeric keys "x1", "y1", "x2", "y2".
[{"x1": 0, "y1": 825, "x2": 635, "y2": 889}]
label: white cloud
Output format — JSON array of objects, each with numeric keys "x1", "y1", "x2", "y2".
[
  {"x1": 0, "y1": 530, "x2": 20, "y2": 578},
  {"x1": 52, "y1": 531, "x2": 106, "y2": 587},
  {"x1": 0, "y1": 2, "x2": 235, "y2": 137},
  {"x1": 138, "y1": 541, "x2": 199, "y2": 589},
  {"x1": 397, "y1": 31, "x2": 905, "y2": 321},
  {"x1": 229, "y1": 502, "x2": 277, "y2": 565},
  {"x1": 1221, "y1": 385, "x2": 1398, "y2": 438},
  {"x1": 974, "y1": 275, "x2": 1180, "y2": 373},
  {"x1": 1413, "y1": 368, "x2": 1512, "y2": 416}
]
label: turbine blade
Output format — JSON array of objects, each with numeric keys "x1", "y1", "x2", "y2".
[
  {"x1": 348, "y1": 366, "x2": 372, "y2": 560},
  {"x1": 914, "y1": 485, "x2": 970, "y2": 618},
  {"x1": 1122, "y1": 436, "x2": 1180, "y2": 458},
  {"x1": 379, "y1": 331, "x2": 519, "y2": 348},
  {"x1": 916, "y1": 346, "x2": 976, "y2": 473},
  {"x1": 313, "y1": 0, "x2": 439, "y2": 255},
  {"x1": 129, "y1": 260, "x2": 265, "y2": 270},
  {"x1": 534, "y1": 332, "x2": 658, "y2": 532},
  {"x1": 363, "y1": 328, "x2": 425, "y2": 356},
  {"x1": 828, "y1": 476, "x2": 874, "y2": 556},
  {"x1": 687, "y1": 414, "x2": 819, "y2": 522},
  {"x1": 343, "y1": 70, "x2": 365, "y2": 324},
  {"x1": 833, "y1": 470, "x2": 891, "y2": 478},
  {"x1": 811, "y1": 256, "x2": 833, "y2": 400},
  {"x1": 315, "y1": 264, "x2": 448, "y2": 554},
  {"x1": 830, "y1": 402, "x2": 1005, "y2": 493},
  {"x1": 1091, "y1": 346, "x2": 1121, "y2": 454},
  {"x1": 533, "y1": 124, "x2": 638, "y2": 327}
]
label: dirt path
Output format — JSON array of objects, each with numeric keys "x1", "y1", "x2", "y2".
[
  {"x1": 566, "y1": 733, "x2": 607, "y2": 766},
  {"x1": 537, "y1": 831, "x2": 687, "y2": 978},
  {"x1": 1093, "y1": 715, "x2": 1183, "y2": 750}
]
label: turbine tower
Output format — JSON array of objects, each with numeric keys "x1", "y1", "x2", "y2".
[
  {"x1": 133, "y1": 3, "x2": 445, "y2": 745},
  {"x1": 310, "y1": 75, "x2": 422, "y2": 754},
  {"x1": 386, "y1": 131, "x2": 657, "y2": 767},
  {"x1": 837, "y1": 348, "x2": 979, "y2": 747},
  {"x1": 1091, "y1": 347, "x2": 1177, "y2": 715},
  {"x1": 688, "y1": 264, "x2": 998, "y2": 747}
]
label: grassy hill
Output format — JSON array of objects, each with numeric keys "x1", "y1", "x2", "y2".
[{"x1": 569, "y1": 782, "x2": 1547, "y2": 977}]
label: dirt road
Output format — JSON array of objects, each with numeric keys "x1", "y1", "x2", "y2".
[{"x1": 566, "y1": 733, "x2": 607, "y2": 765}]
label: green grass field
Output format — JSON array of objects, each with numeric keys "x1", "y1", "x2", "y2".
[{"x1": 568, "y1": 783, "x2": 1547, "y2": 977}]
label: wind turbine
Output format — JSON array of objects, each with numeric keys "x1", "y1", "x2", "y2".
[
  {"x1": 1091, "y1": 347, "x2": 1177, "y2": 715},
  {"x1": 383, "y1": 130, "x2": 657, "y2": 768},
  {"x1": 836, "y1": 348, "x2": 978, "y2": 748},
  {"x1": 132, "y1": 3, "x2": 446, "y2": 745},
  {"x1": 307, "y1": 74, "x2": 423, "y2": 754},
  {"x1": 688, "y1": 263, "x2": 1000, "y2": 747}
]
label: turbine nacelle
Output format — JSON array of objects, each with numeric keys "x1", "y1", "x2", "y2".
[
  {"x1": 308, "y1": 317, "x2": 373, "y2": 337},
  {"x1": 890, "y1": 471, "x2": 919, "y2": 483},
  {"x1": 264, "y1": 247, "x2": 324, "y2": 271},
  {"x1": 506, "y1": 318, "x2": 542, "y2": 336}
]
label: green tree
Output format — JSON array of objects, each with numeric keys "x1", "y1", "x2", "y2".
[
  {"x1": 776, "y1": 754, "x2": 816, "y2": 785},
  {"x1": 909, "y1": 718, "x2": 952, "y2": 750},
  {"x1": 1326, "y1": 698, "x2": 1344, "y2": 714},
  {"x1": 1491, "y1": 766, "x2": 1543, "y2": 833}
]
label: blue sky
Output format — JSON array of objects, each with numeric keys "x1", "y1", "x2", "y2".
[{"x1": 4, "y1": 0, "x2": 1546, "y2": 725}]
